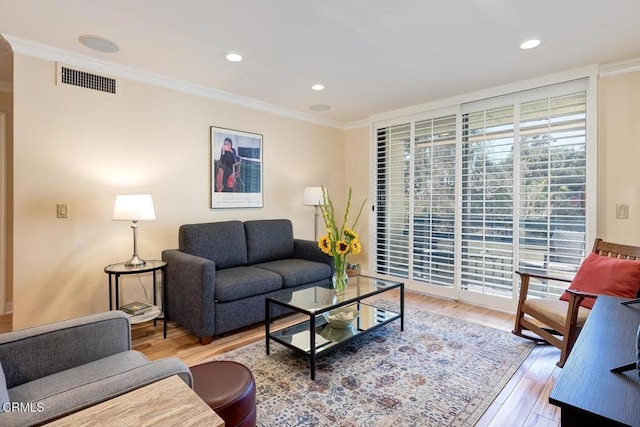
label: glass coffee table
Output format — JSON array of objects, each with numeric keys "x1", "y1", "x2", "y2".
[{"x1": 265, "y1": 275, "x2": 404, "y2": 380}]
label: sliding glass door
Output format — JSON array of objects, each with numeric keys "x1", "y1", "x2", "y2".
[{"x1": 375, "y1": 80, "x2": 590, "y2": 309}]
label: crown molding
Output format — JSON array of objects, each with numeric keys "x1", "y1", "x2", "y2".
[
  {"x1": 344, "y1": 118, "x2": 370, "y2": 130},
  {"x1": 2, "y1": 34, "x2": 347, "y2": 130},
  {"x1": 0, "y1": 81, "x2": 12, "y2": 93},
  {"x1": 599, "y1": 57, "x2": 640, "y2": 78}
]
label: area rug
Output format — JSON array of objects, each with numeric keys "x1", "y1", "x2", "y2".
[{"x1": 208, "y1": 305, "x2": 533, "y2": 426}]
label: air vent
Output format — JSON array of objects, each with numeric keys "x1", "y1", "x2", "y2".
[{"x1": 58, "y1": 65, "x2": 117, "y2": 94}]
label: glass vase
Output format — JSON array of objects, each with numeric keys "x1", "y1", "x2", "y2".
[{"x1": 332, "y1": 257, "x2": 349, "y2": 295}]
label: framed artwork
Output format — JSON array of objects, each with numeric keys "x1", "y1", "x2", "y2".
[{"x1": 211, "y1": 126, "x2": 263, "y2": 208}]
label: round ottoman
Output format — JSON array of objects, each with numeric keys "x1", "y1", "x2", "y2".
[{"x1": 190, "y1": 361, "x2": 257, "y2": 427}]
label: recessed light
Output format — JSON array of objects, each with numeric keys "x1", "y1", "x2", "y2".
[
  {"x1": 78, "y1": 35, "x2": 119, "y2": 53},
  {"x1": 311, "y1": 84, "x2": 325, "y2": 91},
  {"x1": 520, "y1": 39, "x2": 542, "y2": 50},
  {"x1": 309, "y1": 104, "x2": 331, "y2": 111},
  {"x1": 226, "y1": 53, "x2": 243, "y2": 62}
]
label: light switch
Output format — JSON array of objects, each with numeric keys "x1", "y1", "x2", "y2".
[
  {"x1": 616, "y1": 204, "x2": 629, "y2": 219},
  {"x1": 57, "y1": 203, "x2": 69, "y2": 218}
]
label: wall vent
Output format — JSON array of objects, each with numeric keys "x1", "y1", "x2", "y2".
[{"x1": 57, "y1": 65, "x2": 117, "y2": 94}]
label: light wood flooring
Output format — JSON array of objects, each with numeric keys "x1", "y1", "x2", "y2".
[{"x1": 0, "y1": 291, "x2": 561, "y2": 426}]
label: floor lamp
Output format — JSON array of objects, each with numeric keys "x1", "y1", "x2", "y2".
[{"x1": 303, "y1": 186, "x2": 324, "y2": 240}]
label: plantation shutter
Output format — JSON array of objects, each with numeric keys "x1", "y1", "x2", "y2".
[
  {"x1": 413, "y1": 115, "x2": 457, "y2": 287},
  {"x1": 376, "y1": 123, "x2": 411, "y2": 278},
  {"x1": 460, "y1": 105, "x2": 515, "y2": 297},
  {"x1": 517, "y1": 92, "x2": 587, "y2": 298},
  {"x1": 374, "y1": 79, "x2": 590, "y2": 307}
]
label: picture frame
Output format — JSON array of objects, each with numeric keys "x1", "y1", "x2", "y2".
[{"x1": 210, "y1": 126, "x2": 263, "y2": 209}]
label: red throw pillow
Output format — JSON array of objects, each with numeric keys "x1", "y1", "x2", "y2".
[{"x1": 560, "y1": 252, "x2": 640, "y2": 308}]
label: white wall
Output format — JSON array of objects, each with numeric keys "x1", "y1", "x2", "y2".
[
  {"x1": 12, "y1": 53, "x2": 345, "y2": 329},
  {"x1": 344, "y1": 125, "x2": 371, "y2": 273},
  {"x1": 598, "y1": 70, "x2": 640, "y2": 244}
]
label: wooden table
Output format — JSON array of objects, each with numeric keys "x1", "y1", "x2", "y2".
[
  {"x1": 549, "y1": 295, "x2": 640, "y2": 426},
  {"x1": 45, "y1": 376, "x2": 224, "y2": 426}
]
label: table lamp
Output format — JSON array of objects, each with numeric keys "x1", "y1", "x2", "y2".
[
  {"x1": 303, "y1": 186, "x2": 324, "y2": 240},
  {"x1": 113, "y1": 194, "x2": 156, "y2": 267}
]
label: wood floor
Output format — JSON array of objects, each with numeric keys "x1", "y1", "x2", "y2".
[{"x1": 0, "y1": 291, "x2": 561, "y2": 426}]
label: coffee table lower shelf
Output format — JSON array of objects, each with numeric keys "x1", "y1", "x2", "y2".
[{"x1": 267, "y1": 303, "x2": 401, "y2": 379}]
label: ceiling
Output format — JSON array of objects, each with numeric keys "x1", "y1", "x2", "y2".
[{"x1": 0, "y1": 0, "x2": 639, "y2": 125}]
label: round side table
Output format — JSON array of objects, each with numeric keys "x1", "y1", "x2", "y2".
[{"x1": 104, "y1": 260, "x2": 167, "y2": 338}]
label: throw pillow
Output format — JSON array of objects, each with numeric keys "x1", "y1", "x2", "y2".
[
  {"x1": 0, "y1": 360, "x2": 9, "y2": 412},
  {"x1": 560, "y1": 252, "x2": 640, "y2": 309}
]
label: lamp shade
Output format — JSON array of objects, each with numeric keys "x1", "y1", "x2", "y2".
[
  {"x1": 303, "y1": 186, "x2": 324, "y2": 206},
  {"x1": 112, "y1": 194, "x2": 156, "y2": 221}
]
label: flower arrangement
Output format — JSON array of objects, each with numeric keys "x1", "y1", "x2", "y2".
[{"x1": 317, "y1": 186, "x2": 367, "y2": 294}]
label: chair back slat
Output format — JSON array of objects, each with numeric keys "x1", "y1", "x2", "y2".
[{"x1": 592, "y1": 238, "x2": 640, "y2": 260}]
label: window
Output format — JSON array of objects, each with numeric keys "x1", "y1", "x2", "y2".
[{"x1": 375, "y1": 81, "x2": 589, "y2": 307}]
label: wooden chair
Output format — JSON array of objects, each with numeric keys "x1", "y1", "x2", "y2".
[{"x1": 513, "y1": 238, "x2": 640, "y2": 367}]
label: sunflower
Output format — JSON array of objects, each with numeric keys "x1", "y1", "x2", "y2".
[
  {"x1": 336, "y1": 240, "x2": 350, "y2": 255},
  {"x1": 350, "y1": 239, "x2": 362, "y2": 255},
  {"x1": 318, "y1": 235, "x2": 333, "y2": 255},
  {"x1": 344, "y1": 227, "x2": 359, "y2": 240}
]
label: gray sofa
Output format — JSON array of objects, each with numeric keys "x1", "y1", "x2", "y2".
[
  {"x1": 0, "y1": 311, "x2": 192, "y2": 426},
  {"x1": 162, "y1": 219, "x2": 333, "y2": 344}
]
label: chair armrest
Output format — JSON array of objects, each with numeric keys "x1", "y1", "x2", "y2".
[
  {"x1": 0, "y1": 311, "x2": 131, "y2": 388},
  {"x1": 565, "y1": 288, "x2": 598, "y2": 299},
  {"x1": 515, "y1": 269, "x2": 573, "y2": 283},
  {"x1": 514, "y1": 269, "x2": 574, "y2": 307},
  {"x1": 294, "y1": 239, "x2": 333, "y2": 268},
  {"x1": 0, "y1": 358, "x2": 192, "y2": 426},
  {"x1": 162, "y1": 249, "x2": 217, "y2": 339}
]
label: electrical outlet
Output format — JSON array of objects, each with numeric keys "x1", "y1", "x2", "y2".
[{"x1": 616, "y1": 204, "x2": 629, "y2": 219}]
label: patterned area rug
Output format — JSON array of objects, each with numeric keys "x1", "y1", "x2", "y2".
[{"x1": 208, "y1": 305, "x2": 533, "y2": 426}]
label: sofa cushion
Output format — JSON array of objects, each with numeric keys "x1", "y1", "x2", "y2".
[
  {"x1": 179, "y1": 221, "x2": 248, "y2": 269},
  {"x1": 7, "y1": 351, "x2": 149, "y2": 404},
  {"x1": 215, "y1": 266, "x2": 283, "y2": 302},
  {"x1": 254, "y1": 259, "x2": 332, "y2": 288},
  {"x1": 0, "y1": 361, "x2": 8, "y2": 413},
  {"x1": 244, "y1": 219, "x2": 294, "y2": 265}
]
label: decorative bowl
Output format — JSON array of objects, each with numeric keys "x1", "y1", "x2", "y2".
[
  {"x1": 321, "y1": 323, "x2": 356, "y2": 342},
  {"x1": 323, "y1": 306, "x2": 359, "y2": 329}
]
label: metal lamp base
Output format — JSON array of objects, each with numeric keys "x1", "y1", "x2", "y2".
[
  {"x1": 124, "y1": 254, "x2": 146, "y2": 268},
  {"x1": 124, "y1": 220, "x2": 146, "y2": 268}
]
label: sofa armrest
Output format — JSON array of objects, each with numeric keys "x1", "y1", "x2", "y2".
[
  {"x1": 162, "y1": 249, "x2": 217, "y2": 339},
  {"x1": 294, "y1": 239, "x2": 333, "y2": 268},
  {"x1": 0, "y1": 358, "x2": 192, "y2": 426},
  {"x1": 0, "y1": 311, "x2": 131, "y2": 388}
]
